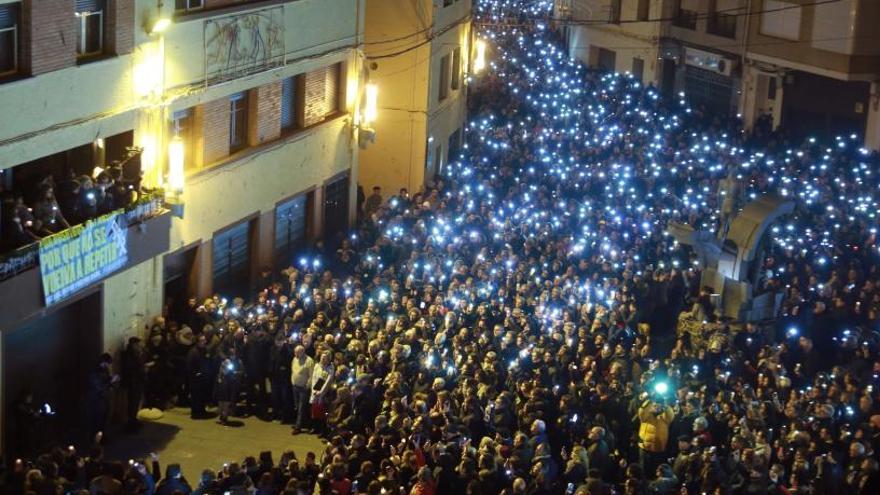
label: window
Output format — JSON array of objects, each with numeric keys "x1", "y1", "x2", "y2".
[
  {"x1": 324, "y1": 63, "x2": 341, "y2": 116},
  {"x1": 708, "y1": 1, "x2": 738, "y2": 38},
  {"x1": 281, "y1": 76, "x2": 300, "y2": 131},
  {"x1": 303, "y1": 63, "x2": 342, "y2": 127},
  {"x1": 443, "y1": 0, "x2": 453, "y2": 6},
  {"x1": 708, "y1": 11, "x2": 737, "y2": 38},
  {"x1": 229, "y1": 92, "x2": 249, "y2": 152},
  {"x1": 673, "y1": 0, "x2": 698, "y2": 30},
  {"x1": 175, "y1": 0, "x2": 204, "y2": 11},
  {"x1": 451, "y1": 47, "x2": 461, "y2": 91},
  {"x1": 213, "y1": 220, "x2": 251, "y2": 295},
  {"x1": 636, "y1": 0, "x2": 650, "y2": 21},
  {"x1": 0, "y1": 3, "x2": 19, "y2": 77},
  {"x1": 275, "y1": 194, "x2": 307, "y2": 263},
  {"x1": 609, "y1": 0, "x2": 621, "y2": 24},
  {"x1": 439, "y1": 54, "x2": 450, "y2": 102},
  {"x1": 172, "y1": 109, "x2": 195, "y2": 171},
  {"x1": 760, "y1": 0, "x2": 801, "y2": 40},
  {"x1": 76, "y1": 0, "x2": 105, "y2": 58}
]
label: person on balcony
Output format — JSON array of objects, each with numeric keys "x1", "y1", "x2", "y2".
[{"x1": 32, "y1": 184, "x2": 70, "y2": 236}]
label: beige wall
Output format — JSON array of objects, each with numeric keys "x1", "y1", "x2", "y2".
[
  {"x1": 568, "y1": 0, "x2": 668, "y2": 85},
  {"x1": 747, "y1": 0, "x2": 880, "y2": 79},
  {"x1": 569, "y1": 26, "x2": 661, "y2": 85},
  {"x1": 360, "y1": 0, "x2": 470, "y2": 197},
  {"x1": 102, "y1": 258, "x2": 164, "y2": 354},
  {"x1": 0, "y1": 53, "x2": 137, "y2": 167}
]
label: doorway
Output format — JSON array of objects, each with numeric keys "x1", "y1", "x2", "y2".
[
  {"x1": 163, "y1": 245, "x2": 198, "y2": 324},
  {"x1": 323, "y1": 174, "x2": 350, "y2": 245},
  {"x1": 3, "y1": 291, "x2": 102, "y2": 459}
]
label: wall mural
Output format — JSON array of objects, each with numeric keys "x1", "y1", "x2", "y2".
[{"x1": 205, "y1": 6, "x2": 285, "y2": 84}]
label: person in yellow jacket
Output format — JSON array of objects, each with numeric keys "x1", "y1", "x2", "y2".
[{"x1": 638, "y1": 399, "x2": 675, "y2": 476}]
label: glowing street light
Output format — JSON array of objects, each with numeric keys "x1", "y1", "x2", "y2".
[
  {"x1": 363, "y1": 83, "x2": 379, "y2": 126},
  {"x1": 148, "y1": 18, "x2": 172, "y2": 35},
  {"x1": 474, "y1": 39, "x2": 487, "y2": 73}
]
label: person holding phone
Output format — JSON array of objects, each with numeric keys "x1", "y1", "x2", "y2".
[{"x1": 309, "y1": 351, "x2": 335, "y2": 435}]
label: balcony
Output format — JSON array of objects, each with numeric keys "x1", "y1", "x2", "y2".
[{"x1": 0, "y1": 191, "x2": 171, "y2": 331}]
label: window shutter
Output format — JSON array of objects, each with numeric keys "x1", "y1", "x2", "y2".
[
  {"x1": 303, "y1": 67, "x2": 327, "y2": 127},
  {"x1": 275, "y1": 195, "x2": 307, "y2": 259},
  {"x1": 325, "y1": 63, "x2": 340, "y2": 114},
  {"x1": 0, "y1": 4, "x2": 17, "y2": 28},
  {"x1": 76, "y1": 0, "x2": 104, "y2": 13},
  {"x1": 213, "y1": 222, "x2": 250, "y2": 284},
  {"x1": 281, "y1": 77, "x2": 296, "y2": 129}
]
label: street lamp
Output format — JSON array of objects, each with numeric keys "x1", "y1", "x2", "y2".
[
  {"x1": 363, "y1": 83, "x2": 379, "y2": 126},
  {"x1": 474, "y1": 39, "x2": 487, "y2": 73}
]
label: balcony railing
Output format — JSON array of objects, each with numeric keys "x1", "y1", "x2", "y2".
[{"x1": 0, "y1": 191, "x2": 167, "y2": 282}]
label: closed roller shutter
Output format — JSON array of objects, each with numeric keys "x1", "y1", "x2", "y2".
[
  {"x1": 325, "y1": 63, "x2": 340, "y2": 114},
  {"x1": 684, "y1": 66, "x2": 734, "y2": 116},
  {"x1": 275, "y1": 195, "x2": 307, "y2": 264},
  {"x1": 303, "y1": 63, "x2": 341, "y2": 126},
  {"x1": 75, "y1": 0, "x2": 104, "y2": 12},
  {"x1": 213, "y1": 221, "x2": 251, "y2": 294},
  {"x1": 281, "y1": 76, "x2": 296, "y2": 130}
]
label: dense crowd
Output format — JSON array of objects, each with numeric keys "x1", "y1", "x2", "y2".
[
  {"x1": 7, "y1": 0, "x2": 880, "y2": 494},
  {"x1": 0, "y1": 164, "x2": 140, "y2": 251}
]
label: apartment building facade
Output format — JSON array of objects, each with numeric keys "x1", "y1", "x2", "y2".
[
  {"x1": 359, "y1": 0, "x2": 471, "y2": 197},
  {"x1": 0, "y1": 0, "x2": 364, "y2": 454},
  {"x1": 563, "y1": 0, "x2": 880, "y2": 148},
  {"x1": 563, "y1": 0, "x2": 665, "y2": 87},
  {"x1": 562, "y1": 0, "x2": 745, "y2": 113},
  {"x1": 741, "y1": 0, "x2": 880, "y2": 146}
]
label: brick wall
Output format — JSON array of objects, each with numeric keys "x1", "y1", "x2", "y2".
[
  {"x1": 22, "y1": 0, "x2": 76, "y2": 76},
  {"x1": 107, "y1": 0, "x2": 134, "y2": 55},
  {"x1": 201, "y1": 98, "x2": 231, "y2": 166},
  {"x1": 249, "y1": 81, "x2": 282, "y2": 145}
]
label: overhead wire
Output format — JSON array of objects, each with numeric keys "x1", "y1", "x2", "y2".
[
  {"x1": 367, "y1": 0, "x2": 842, "y2": 62},
  {"x1": 473, "y1": 0, "x2": 842, "y2": 27}
]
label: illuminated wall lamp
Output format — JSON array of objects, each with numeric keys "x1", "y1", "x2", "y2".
[
  {"x1": 166, "y1": 136, "x2": 185, "y2": 218},
  {"x1": 359, "y1": 83, "x2": 378, "y2": 149},
  {"x1": 363, "y1": 83, "x2": 379, "y2": 126},
  {"x1": 148, "y1": 18, "x2": 171, "y2": 35},
  {"x1": 473, "y1": 39, "x2": 487, "y2": 73}
]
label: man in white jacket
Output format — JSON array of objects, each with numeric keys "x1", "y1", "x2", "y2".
[{"x1": 290, "y1": 345, "x2": 313, "y2": 434}]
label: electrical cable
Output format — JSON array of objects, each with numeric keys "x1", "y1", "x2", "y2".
[{"x1": 473, "y1": 0, "x2": 842, "y2": 27}]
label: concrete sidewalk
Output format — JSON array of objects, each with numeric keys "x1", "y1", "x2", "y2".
[{"x1": 103, "y1": 407, "x2": 325, "y2": 480}]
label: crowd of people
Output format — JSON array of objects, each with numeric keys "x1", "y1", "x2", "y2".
[
  {"x1": 7, "y1": 0, "x2": 880, "y2": 493},
  {"x1": 0, "y1": 164, "x2": 140, "y2": 251}
]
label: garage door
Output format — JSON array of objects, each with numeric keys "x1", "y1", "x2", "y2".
[{"x1": 684, "y1": 66, "x2": 734, "y2": 116}]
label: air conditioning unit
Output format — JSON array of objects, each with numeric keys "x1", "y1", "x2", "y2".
[{"x1": 684, "y1": 47, "x2": 736, "y2": 77}]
